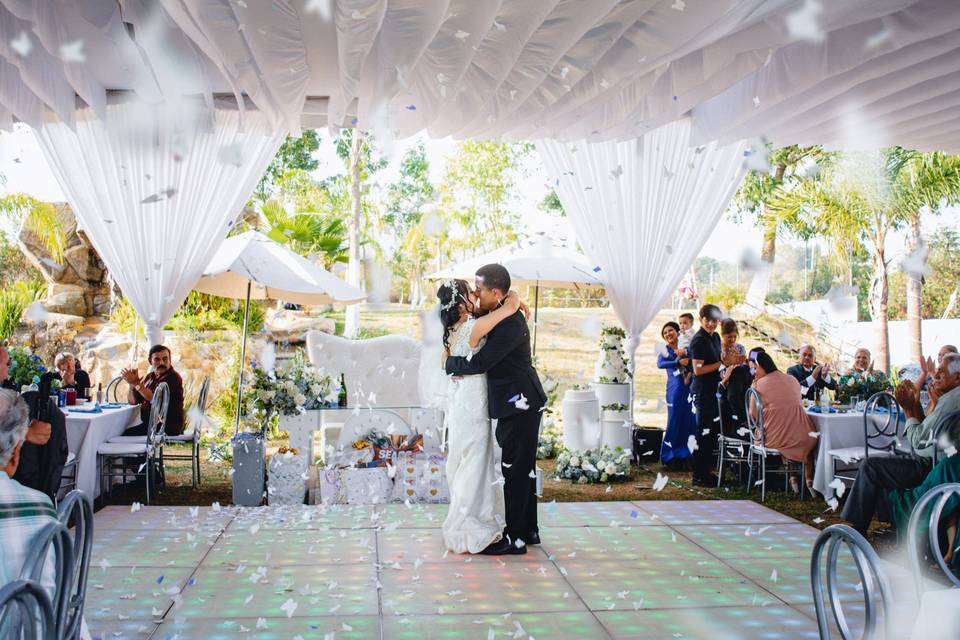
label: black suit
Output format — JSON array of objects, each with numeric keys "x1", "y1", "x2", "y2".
[
  {"x1": 786, "y1": 364, "x2": 837, "y2": 401},
  {"x1": 445, "y1": 311, "x2": 546, "y2": 544},
  {"x1": 14, "y1": 395, "x2": 69, "y2": 502}
]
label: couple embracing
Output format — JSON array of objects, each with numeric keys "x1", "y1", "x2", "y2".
[{"x1": 437, "y1": 264, "x2": 546, "y2": 555}]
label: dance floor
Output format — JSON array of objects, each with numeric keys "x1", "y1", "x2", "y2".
[{"x1": 86, "y1": 500, "x2": 917, "y2": 639}]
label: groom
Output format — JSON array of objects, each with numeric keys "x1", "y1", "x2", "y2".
[{"x1": 443, "y1": 263, "x2": 547, "y2": 555}]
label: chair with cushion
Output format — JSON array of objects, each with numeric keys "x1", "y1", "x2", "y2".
[
  {"x1": 157, "y1": 376, "x2": 209, "y2": 487},
  {"x1": 810, "y1": 524, "x2": 893, "y2": 640},
  {"x1": 0, "y1": 579, "x2": 55, "y2": 640},
  {"x1": 56, "y1": 490, "x2": 93, "y2": 640},
  {"x1": 744, "y1": 387, "x2": 806, "y2": 501},
  {"x1": 97, "y1": 383, "x2": 169, "y2": 503},
  {"x1": 828, "y1": 391, "x2": 904, "y2": 486},
  {"x1": 19, "y1": 519, "x2": 74, "y2": 639}
]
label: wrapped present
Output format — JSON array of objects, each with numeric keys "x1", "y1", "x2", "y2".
[
  {"x1": 393, "y1": 453, "x2": 449, "y2": 503},
  {"x1": 370, "y1": 433, "x2": 425, "y2": 467},
  {"x1": 318, "y1": 468, "x2": 347, "y2": 505},
  {"x1": 344, "y1": 467, "x2": 393, "y2": 504},
  {"x1": 267, "y1": 451, "x2": 308, "y2": 506}
]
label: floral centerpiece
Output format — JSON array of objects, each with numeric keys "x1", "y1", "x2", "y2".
[
  {"x1": 555, "y1": 445, "x2": 631, "y2": 484},
  {"x1": 250, "y1": 349, "x2": 337, "y2": 417},
  {"x1": 6, "y1": 345, "x2": 47, "y2": 390},
  {"x1": 537, "y1": 415, "x2": 562, "y2": 460},
  {"x1": 836, "y1": 370, "x2": 892, "y2": 404}
]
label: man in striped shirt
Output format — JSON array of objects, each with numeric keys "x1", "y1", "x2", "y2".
[{"x1": 0, "y1": 388, "x2": 58, "y2": 590}]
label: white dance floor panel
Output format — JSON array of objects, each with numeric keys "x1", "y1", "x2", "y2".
[{"x1": 86, "y1": 500, "x2": 904, "y2": 639}]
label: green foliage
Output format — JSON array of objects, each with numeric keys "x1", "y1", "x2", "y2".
[
  {"x1": 0, "y1": 281, "x2": 44, "y2": 341},
  {"x1": 0, "y1": 233, "x2": 43, "y2": 286},
  {"x1": 0, "y1": 193, "x2": 67, "y2": 262},
  {"x1": 168, "y1": 291, "x2": 266, "y2": 334},
  {"x1": 889, "y1": 229, "x2": 960, "y2": 319},
  {"x1": 539, "y1": 189, "x2": 565, "y2": 216},
  {"x1": 704, "y1": 283, "x2": 746, "y2": 312},
  {"x1": 254, "y1": 130, "x2": 320, "y2": 202},
  {"x1": 5, "y1": 345, "x2": 47, "y2": 388},
  {"x1": 109, "y1": 296, "x2": 141, "y2": 335},
  {"x1": 258, "y1": 198, "x2": 348, "y2": 268}
]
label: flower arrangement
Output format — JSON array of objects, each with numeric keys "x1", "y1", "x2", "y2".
[
  {"x1": 537, "y1": 415, "x2": 562, "y2": 460},
  {"x1": 6, "y1": 345, "x2": 46, "y2": 390},
  {"x1": 250, "y1": 349, "x2": 337, "y2": 417},
  {"x1": 836, "y1": 370, "x2": 892, "y2": 404},
  {"x1": 555, "y1": 445, "x2": 631, "y2": 484}
]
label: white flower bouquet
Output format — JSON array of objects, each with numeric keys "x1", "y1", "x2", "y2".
[
  {"x1": 555, "y1": 445, "x2": 632, "y2": 484},
  {"x1": 250, "y1": 349, "x2": 337, "y2": 416}
]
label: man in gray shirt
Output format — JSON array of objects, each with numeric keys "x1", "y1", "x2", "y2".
[{"x1": 842, "y1": 352, "x2": 960, "y2": 535}]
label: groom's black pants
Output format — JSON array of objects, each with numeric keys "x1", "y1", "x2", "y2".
[{"x1": 495, "y1": 408, "x2": 542, "y2": 545}]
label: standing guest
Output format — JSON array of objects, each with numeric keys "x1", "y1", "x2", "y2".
[
  {"x1": 846, "y1": 348, "x2": 872, "y2": 374},
  {"x1": 917, "y1": 344, "x2": 958, "y2": 390},
  {"x1": 787, "y1": 345, "x2": 837, "y2": 402},
  {"x1": 54, "y1": 351, "x2": 92, "y2": 399},
  {"x1": 121, "y1": 344, "x2": 184, "y2": 436},
  {"x1": 657, "y1": 322, "x2": 696, "y2": 466},
  {"x1": 842, "y1": 352, "x2": 960, "y2": 535},
  {"x1": 0, "y1": 345, "x2": 67, "y2": 501},
  {"x1": 751, "y1": 351, "x2": 818, "y2": 494},
  {"x1": 689, "y1": 304, "x2": 745, "y2": 486},
  {"x1": 0, "y1": 388, "x2": 57, "y2": 593},
  {"x1": 719, "y1": 319, "x2": 746, "y2": 361}
]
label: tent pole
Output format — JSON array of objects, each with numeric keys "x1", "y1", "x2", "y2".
[
  {"x1": 532, "y1": 284, "x2": 540, "y2": 356},
  {"x1": 234, "y1": 281, "x2": 252, "y2": 435}
]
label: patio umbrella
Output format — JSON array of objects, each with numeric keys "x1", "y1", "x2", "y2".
[
  {"x1": 195, "y1": 231, "x2": 365, "y2": 432},
  {"x1": 428, "y1": 236, "x2": 603, "y2": 353}
]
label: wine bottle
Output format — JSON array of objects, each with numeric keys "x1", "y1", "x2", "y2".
[
  {"x1": 96, "y1": 382, "x2": 103, "y2": 408},
  {"x1": 338, "y1": 373, "x2": 348, "y2": 408}
]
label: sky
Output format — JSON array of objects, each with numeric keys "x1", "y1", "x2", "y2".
[{"x1": 2, "y1": 125, "x2": 957, "y2": 269}]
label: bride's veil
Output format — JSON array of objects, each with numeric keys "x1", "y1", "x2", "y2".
[{"x1": 418, "y1": 303, "x2": 449, "y2": 411}]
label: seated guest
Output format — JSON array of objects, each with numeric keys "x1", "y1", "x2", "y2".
[
  {"x1": 842, "y1": 352, "x2": 960, "y2": 535},
  {"x1": 719, "y1": 318, "x2": 746, "y2": 360},
  {"x1": 657, "y1": 322, "x2": 696, "y2": 466},
  {"x1": 846, "y1": 348, "x2": 872, "y2": 375},
  {"x1": 751, "y1": 351, "x2": 818, "y2": 493},
  {"x1": 787, "y1": 344, "x2": 836, "y2": 402},
  {"x1": 54, "y1": 351, "x2": 92, "y2": 399},
  {"x1": 719, "y1": 347, "x2": 765, "y2": 437},
  {"x1": 917, "y1": 344, "x2": 959, "y2": 390},
  {"x1": 0, "y1": 388, "x2": 58, "y2": 591},
  {"x1": 0, "y1": 345, "x2": 67, "y2": 501},
  {"x1": 121, "y1": 344, "x2": 184, "y2": 436}
]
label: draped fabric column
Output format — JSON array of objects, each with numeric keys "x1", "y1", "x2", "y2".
[
  {"x1": 33, "y1": 98, "x2": 286, "y2": 346},
  {"x1": 537, "y1": 118, "x2": 747, "y2": 387}
]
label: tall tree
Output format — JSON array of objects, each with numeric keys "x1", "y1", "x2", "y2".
[
  {"x1": 384, "y1": 144, "x2": 435, "y2": 306},
  {"x1": 253, "y1": 130, "x2": 321, "y2": 202},
  {"x1": 732, "y1": 145, "x2": 824, "y2": 308},
  {"x1": 256, "y1": 198, "x2": 348, "y2": 268},
  {"x1": 886, "y1": 148, "x2": 960, "y2": 361}
]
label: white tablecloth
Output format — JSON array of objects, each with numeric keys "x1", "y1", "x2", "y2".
[
  {"x1": 809, "y1": 410, "x2": 905, "y2": 502},
  {"x1": 65, "y1": 405, "x2": 140, "y2": 497}
]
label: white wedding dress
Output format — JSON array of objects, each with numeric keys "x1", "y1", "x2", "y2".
[{"x1": 442, "y1": 317, "x2": 505, "y2": 553}]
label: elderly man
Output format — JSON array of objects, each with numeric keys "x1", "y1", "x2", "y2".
[
  {"x1": 842, "y1": 352, "x2": 960, "y2": 535},
  {"x1": 847, "y1": 348, "x2": 872, "y2": 374},
  {"x1": 917, "y1": 344, "x2": 959, "y2": 390},
  {"x1": 121, "y1": 344, "x2": 184, "y2": 436},
  {"x1": 0, "y1": 388, "x2": 58, "y2": 589},
  {"x1": 0, "y1": 345, "x2": 67, "y2": 501},
  {"x1": 787, "y1": 344, "x2": 837, "y2": 402}
]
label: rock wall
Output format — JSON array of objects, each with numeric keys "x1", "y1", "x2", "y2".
[{"x1": 18, "y1": 203, "x2": 112, "y2": 317}]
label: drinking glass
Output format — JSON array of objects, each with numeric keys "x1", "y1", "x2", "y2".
[{"x1": 850, "y1": 395, "x2": 860, "y2": 413}]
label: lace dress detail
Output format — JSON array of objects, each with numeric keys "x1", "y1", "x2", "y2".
[{"x1": 442, "y1": 317, "x2": 505, "y2": 553}]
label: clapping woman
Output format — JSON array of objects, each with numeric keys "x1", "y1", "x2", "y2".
[{"x1": 658, "y1": 322, "x2": 696, "y2": 467}]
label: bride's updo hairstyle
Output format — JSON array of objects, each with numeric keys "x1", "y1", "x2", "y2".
[{"x1": 437, "y1": 279, "x2": 471, "y2": 349}]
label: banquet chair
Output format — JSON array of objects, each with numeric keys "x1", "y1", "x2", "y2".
[
  {"x1": 97, "y1": 383, "x2": 169, "y2": 504},
  {"x1": 0, "y1": 579, "x2": 55, "y2": 640},
  {"x1": 56, "y1": 451, "x2": 77, "y2": 506},
  {"x1": 19, "y1": 519, "x2": 74, "y2": 640},
  {"x1": 158, "y1": 376, "x2": 210, "y2": 488},
  {"x1": 56, "y1": 490, "x2": 94, "y2": 640},
  {"x1": 745, "y1": 388, "x2": 806, "y2": 502},
  {"x1": 810, "y1": 524, "x2": 894, "y2": 640},
  {"x1": 906, "y1": 482, "x2": 960, "y2": 599},
  {"x1": 104, "y1": 376, "x2": 124, "y2": 403},
  {"x1": 828, "y1": 391, "x2": 903, "y2": 486},
  {"x1": 715, "y1": 392, "x2": 750, "y2": 488}
]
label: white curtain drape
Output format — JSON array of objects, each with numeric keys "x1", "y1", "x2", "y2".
[
  {"x1": 34, "y1": 98, "x2": 286, "y2": 346},
  {"x1": 537, "y1": 118, "x2": 747, "y2": 378}
]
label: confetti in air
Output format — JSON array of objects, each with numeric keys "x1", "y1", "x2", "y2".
[{"x1": 11, "y1": 31, "x2": 31, "y2": 57}]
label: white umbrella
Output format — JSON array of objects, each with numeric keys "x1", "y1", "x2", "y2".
[
  {"x1": 428, "y1": 236, "x2": 603, "y2": 353},
  {"x1": 195, "y1": 231, "x2": 365, "y2": 431}
]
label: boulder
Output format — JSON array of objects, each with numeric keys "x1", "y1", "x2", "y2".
[
  {"x1": 44, "y1": 283, "x2": 87, "y2": 316},
  {"x1": 264, "y1": 309, "x2": 335, "y2": 343}
]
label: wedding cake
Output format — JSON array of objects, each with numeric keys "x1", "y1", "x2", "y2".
[{"x1": 595, "y1": 326, "x2": 630, "y2": 384}]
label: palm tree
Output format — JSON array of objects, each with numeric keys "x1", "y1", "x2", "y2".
[
  {"x1": 886, "y1": 148, "x2": 960, "y2": 361},
  {"x1": 768, "y1": 152, "x2": 905, "y2": 372},
  {"x1": 0, "y1": 193, "x2": 67, "y2": 262},
  {"x1": 257, "y1": 199, "x2": 348, "y2": 268}
]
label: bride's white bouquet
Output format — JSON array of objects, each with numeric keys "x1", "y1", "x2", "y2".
[{"x1": 555, "y1": 445, "x2": 631, "y2": 484}]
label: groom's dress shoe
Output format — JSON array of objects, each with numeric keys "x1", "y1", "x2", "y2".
[
  {"x1": 480, "y1": 539, "x2": 527, "y2": 555},
  {"x1": 526, "y1": 532, "x2": 541, "y2": 546}
]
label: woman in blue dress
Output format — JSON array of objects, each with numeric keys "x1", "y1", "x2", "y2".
[{"x1": 658, "y1": 321, "x2": 696, "y2": 465}]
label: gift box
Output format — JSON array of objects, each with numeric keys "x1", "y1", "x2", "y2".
[
  {"x1": 267, "y1": 451, "x2": 308, "y2": 506},
  {"x1": 344, "y1": 467, "x2": 393, "y2": 504},
  {"x1": 370, "y1": 433, "x2": 425, "y2": 466},
  {"x1": 317, "y1": 468, "x2": 347, "y2": 505},
  {"x1": 393, "y1": 453, "x2": 449, "y2": 503}
]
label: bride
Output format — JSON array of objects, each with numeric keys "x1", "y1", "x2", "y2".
[{"x1": 436, "y1": 279, "x2": 524, "y2": 554}]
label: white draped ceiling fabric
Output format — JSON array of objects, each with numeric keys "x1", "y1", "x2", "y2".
[
  {"x1": 34, "y1": 99, "x2": 285, "y2": 346},
  {"x1": 537, "y1": 119, "x2": 747, "y2": 376}
]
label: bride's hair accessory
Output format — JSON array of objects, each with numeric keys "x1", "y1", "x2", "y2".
[{"x1": 439, "y1": 279, "x2": 467, "y2": 311}]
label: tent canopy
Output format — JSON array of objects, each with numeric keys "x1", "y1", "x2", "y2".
[
  {"x1": 428, "y1": 237, "x2": 602, "y2": 290},
  {"x1": 2, "y1": 0, "x2": 959, "y2": 150},
  {"x1": 196, "y1": 231, "x2": 366, "y2": 305}
]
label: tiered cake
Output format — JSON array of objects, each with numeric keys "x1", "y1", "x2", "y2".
[{"x1": 595, "y1": 326, "x2": 630, "y2": 383}]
